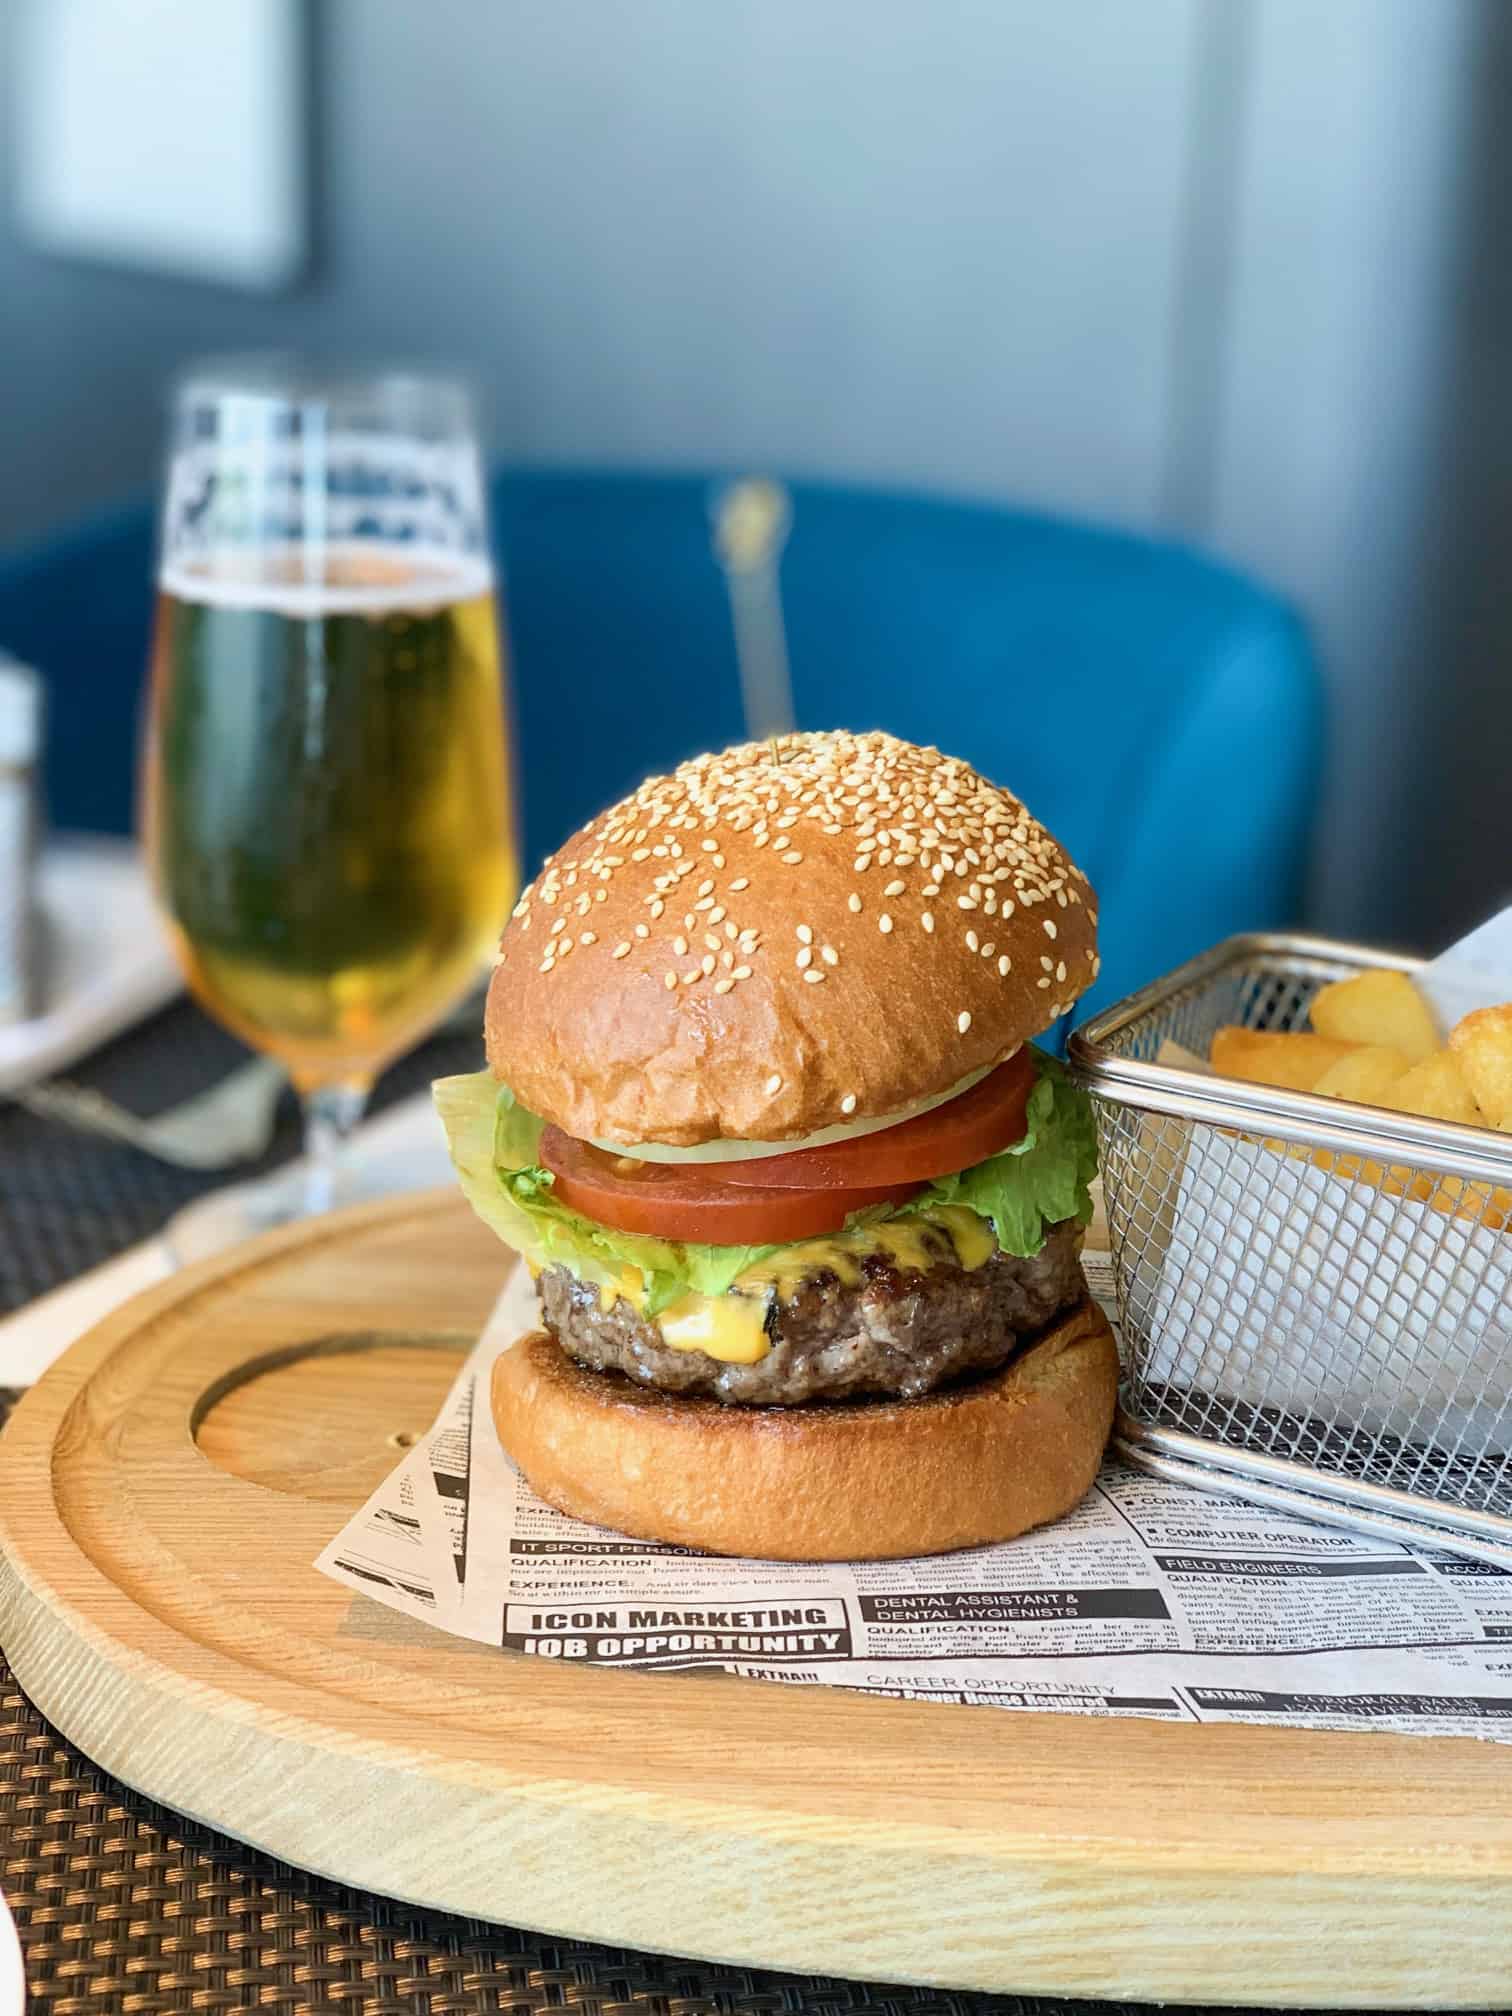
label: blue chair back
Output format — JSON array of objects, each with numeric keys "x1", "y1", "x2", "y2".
[
  {"x1": 0, "y1": 471, "x2": 1322, "y2": 1022},
  {"x1": 495, "y1": 472, "x2": 1322, "y2": 1026}
]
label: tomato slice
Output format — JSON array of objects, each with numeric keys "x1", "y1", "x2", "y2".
[
  {"x1": 719, "y1": 1050, "x2": 1036, "y2": 1191},
  {"x1": 540, "y1": 1127, "x2": 927, "y2": 1243}
]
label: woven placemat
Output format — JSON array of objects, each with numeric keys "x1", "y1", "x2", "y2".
[
  {"x1": 0, "y1": 1004, "x2": 1346, "y2": 2013},
  {"x1": 0, "y1": 1000, "x2": 485, "y2": 1315}
]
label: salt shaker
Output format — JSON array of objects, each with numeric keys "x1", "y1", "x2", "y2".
[{"x1": 0, "y1": 658, "x2": 42, "y2": 1026}]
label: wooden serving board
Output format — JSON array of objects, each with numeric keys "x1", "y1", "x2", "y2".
[{"x1": 2, "y1": 1192, "x2": 1512, "y2": 2005}]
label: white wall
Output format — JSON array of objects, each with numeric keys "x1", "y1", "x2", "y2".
[
  {"x1": 0, "y1": 0, "x2": 1503, "y2": 945},
  {"x1": 327, "y1": 0, "x2": 1203, "y2": 526}
]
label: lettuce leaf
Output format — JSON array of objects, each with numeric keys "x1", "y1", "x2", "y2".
[
  {"x1": 900, "y1": 1051, "x2": 1097, "y2": 1254},
  {"x1": 432, "y1": 1047, "x2": 1097, "y2": 1312},
  {"x1": 433, "y1": 1072, "x2": 779, "y2": 1316}
]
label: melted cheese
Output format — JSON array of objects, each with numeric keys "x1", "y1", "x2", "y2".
[
  {"x1": 734, "y1": 1207, "x2": 997, "y2": 1297},
  {"x1": 656, "y1": 1291, "x2": 772, "y2": 1364},
  {"x1": 592, "y1": 1208, "x2": 997, "y2": 1364}
]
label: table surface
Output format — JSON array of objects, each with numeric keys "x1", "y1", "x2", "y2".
[{"x1": 0, "y1": 998, "x2": 1377, "y2": 2016}]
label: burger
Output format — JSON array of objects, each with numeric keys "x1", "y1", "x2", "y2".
[{"x1": 435, "y1": 729, "x2": 1117, "y2": 1560}]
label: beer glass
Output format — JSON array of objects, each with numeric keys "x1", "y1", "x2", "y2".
[{"x1": 141, "y1": 362, "x2": 517, "y2": 1220}]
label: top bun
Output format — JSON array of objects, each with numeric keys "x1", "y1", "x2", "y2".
[{"x1": 485, "y1": 731, "x2": 1099, "y2": 1146}]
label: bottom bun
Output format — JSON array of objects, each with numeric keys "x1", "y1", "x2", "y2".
[{"x1": 490, "y1": 1294, "x2": 1119, "y2": 1560}]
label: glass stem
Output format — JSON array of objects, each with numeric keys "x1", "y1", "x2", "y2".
[{"x1": 300, "y1": 1079, "x2": 370, "y2": 1216}]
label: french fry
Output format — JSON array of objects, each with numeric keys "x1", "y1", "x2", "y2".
[
  {"x1": 1422, "y1": 1178, "x2": 1512, "y2": 1231},
  {"x1": 1450, "y1": 1006, "x2": 1512, "y2": 1130},
  {"x1": 1382, "y1": 1049, "x2": 1484, "y2": 1128},
  {"x1": 1309, "y1": 970, "x2": 1440, "y2": 1061},
  {"x1": 1307, "y1": 1045, "x2": 1413, "y2": 1106},
  {"x1": 1209, "y1": 1027, "x2": 1361, "y2": 1095}
]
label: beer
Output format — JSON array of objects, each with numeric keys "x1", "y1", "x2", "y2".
[{"x1": 143, "y1": 550, "x2": 516, "y2": 1090}]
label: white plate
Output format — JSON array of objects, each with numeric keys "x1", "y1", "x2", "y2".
[
  {"x1": 0, "y1": 1883, "x2": 22, "y2": 2010},
  {"x1": 0, "y1": 835, "x2": 181, "y2": 1095}
]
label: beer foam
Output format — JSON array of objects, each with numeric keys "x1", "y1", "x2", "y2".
[{"x1": 159, "y1": 544, "x2": 494, "y2": 616}]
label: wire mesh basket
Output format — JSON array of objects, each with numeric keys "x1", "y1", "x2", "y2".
[{"x1": 1068, "y1": 932, "x2": 1512, "y2": 1566}]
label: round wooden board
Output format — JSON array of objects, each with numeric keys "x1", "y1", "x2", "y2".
[{"x1": 2, "y1": 1193, "x2": 1512, "y2": 2007}]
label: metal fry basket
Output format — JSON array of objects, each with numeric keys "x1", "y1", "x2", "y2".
[{"x1": 1068, "y1": 932, "x2": 1512, "y2": 1566}]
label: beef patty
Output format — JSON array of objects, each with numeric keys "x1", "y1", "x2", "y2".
[{"x1": 536, "y1": 1217, "x2": 1086, "y2": 1405}]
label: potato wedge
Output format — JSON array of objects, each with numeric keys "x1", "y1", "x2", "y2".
[
  {"x1": 1450, "y1": 1006, "x2": 1512, "y2": 1130},
  {"x1": 1306, "y1": 1045, "x2": 1413, "y2": 1107},
  {"x1": 1309, "y1": 970, "x2": 1440, "y2": 1061},
  {"x1": 1422, "y1": 1177, "x2": 1512, "y2": 1231},
  {"x1": 1209, "y1": 1027, "x2": 1361, "y2": 1094},
  {"x1": 1382, "y1": 1049, "x2": 1484, "y2": 1128}
]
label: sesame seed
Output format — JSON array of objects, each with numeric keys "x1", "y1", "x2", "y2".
[
  {"x1": 766, "y1": 1073, "x2": 783, "y2": 1094},
  {"x1": 821, "y1": 945, "x2": 839, "y2": 966},
  {"x1": 634, "y1": 923, "x2": 649, "y2": 938},
  {"x1": 547, "y1": 733, "x2": 1087, "y2": 1002},
  {"x1": 1041, "y1": 955, "x2": 1054, "y2": 970},
  {"x1": 841, "y1": 1093, "x2": 858, "y2": 1114},
  {"x1": 879, "y1": 914, "x2": 894, "y2": 934},
  {"x1": 665, "y1": 972, "x2": 677, "y2": 990},
  {"x1": 682, "y1": 968, "x2": 700, "y2": 985},
  {"x1": 1056, "y1": 960, "x2": 1067, "y2": 982},
  {"x1": 702, "y1": 955, "x2": 716, "y2": 975},
  {"x1": 884, "y1": 879, "x2": 905, "y2": 897},
  {"x1": 981, "y1": 941, "x2": 995, "y2": 958},
  {"x1": 782, "y1": 851, "x2": 803, "y2": 865},
  {"x1": 694, "y1": 897, "x2": 715, "y2": 912},
  {"x1": 958, "y1": 1011, "x2": 972, "y2": 1033},
  {"x1": 1036, "y1": 976, "x2": 1052, "y2": 989},
  {"x1": 579, "y1": 932, "x2": 596, "y2": 946},
  {"x1": 715, "y1": 977, "x2": 734, "y2": 994},
  {"x1": 1043, "y1": 919, "x2": 1058, "y2": 939},
  {"x1": 550, "y1": 918, "x2": 566, "y2": 936},
  {"x1": 612, "y1": 941, "x2": 630, "y2": 959},
  {"x1": 998, "y1": 955, "x2": 1011, "y2": 976},
  {"x1": 708, "y1": 906, "x2": 726, "y2": 924},
  {"x1": 797, "y1": 948, "x2": 812, "y2": 969},
  {"x1": 724, "y1": 921, "x2": 739, "y2": 940},
  {"x1": 730, "y1": 876, "x2": 750, "y2": 891},
  {"x1": 684, "y1": 912, "x2": 696, "y2": 929},
  {"x1": 704, "y1": 933, "x2": 721, "y2": 953},
  {"x1": 966, "y1": 930, "x2": 979, "y2": 952},
  {"x1": 797, "y1": 924, "x2": 813, "y2": 944},
  {"x1": 803, "y1": 968, "x2": 825, "y2": 984},
  {"x1": 673, "y1": 935, "x2": 689, "y2": 956}
]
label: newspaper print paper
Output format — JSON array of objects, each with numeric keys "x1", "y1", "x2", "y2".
[{"x1": 318, "y1": 1262, "x2": 1512, "y2": 1743}]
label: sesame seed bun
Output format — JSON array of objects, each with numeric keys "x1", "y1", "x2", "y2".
[
  {"x1": 491, "y1": 1296, "x2": 1119, "y2": 1560},
  {"x1": 486, "y1": 730, "x2": 1099, "y2": 1146}
]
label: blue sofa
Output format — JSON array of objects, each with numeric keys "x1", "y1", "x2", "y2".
[{"x1": 0, "y1": 470, "x2": 1322, "y2": 1028}]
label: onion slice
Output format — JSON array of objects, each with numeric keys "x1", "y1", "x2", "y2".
[{"x1": 589, "y1": 1059, "x2": 1007, "y2": 1165}]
